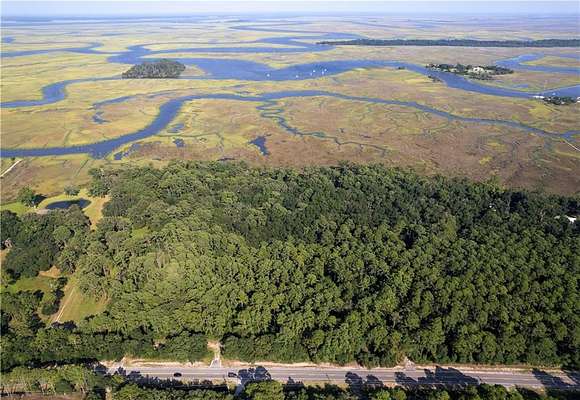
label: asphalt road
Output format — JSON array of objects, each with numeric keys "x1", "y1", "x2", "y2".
[{"x1": 108, "y1": 364, "x2": 579, "y2": 390}]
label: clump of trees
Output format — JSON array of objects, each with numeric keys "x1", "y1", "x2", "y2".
[
  {"x1": 0, "y1": 285, "x2": 211, "y2": 371},
  {"x1": 1, "y1": 207, "x2": 89, "y2": 279},
  {"x1": 122, "y1": 59, "x2": 186, "y2": 79},
  {"x1": 542, "y1": 96, "x2": 578, "y2": 106},
  {"x1": 1, "y1": 365, "x2": 105, "y2": 397},
  {"x1": 426, "y1": 64, "x2": 513, "y2": 80},
  {"x1": 64, "y1": 185, "x2": 81, "y2": 196},
  {"x1": 2, "y1": 162, "x2": 579, "y2": 373},
  {"x1": 317, "y1": 38, "x2": 580, "y2": 47},
  {"x1": 41, "y1": 277, "x2": 67, "y2": 316},
  {"x1": 114, "y1": 385, "x2": 233, "y2": 400},
  {"x1": 17, "y1": 186, "x2": 40, "y2": 207}
]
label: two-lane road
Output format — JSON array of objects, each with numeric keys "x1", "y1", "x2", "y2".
[{"x1": 108, "y1": 364, "x2": 579, "y2": 390}]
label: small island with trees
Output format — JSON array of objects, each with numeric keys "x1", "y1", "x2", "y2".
[
  {"x1": 317, "y1": 38, "x2": 580, "y2": 47},
  {"x1": 535, "y1": 95, "x2": 579, "y2": 105},
  {"x1": 426, "y1": 63, "x2": 513, "y2": 80},
  {"x1": 122, "y1": 59, "x2": 186, "y2": 79}
]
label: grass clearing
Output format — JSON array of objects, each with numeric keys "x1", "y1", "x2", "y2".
[
  {"x1": 4, "y1": 274, "x2": 54, "y2": 295},
  {"x1": 52, "y1": 274, "x2": 108, "y2": 324},
  {"x1": 1, "y1": 185, "x2": 109, "y2": 229},
  {"x1": 524, "y1": 55, "x2": 580, "y2": 68},
  {"x1": 0, "y1": 155, "x2": 103, "y2": 202},
  {"x1": 84, "y1": 194, "x2": 109, "y2": 228},
  {"x1": 0, "y1": 201, "x2": 31, "y2": 215}
]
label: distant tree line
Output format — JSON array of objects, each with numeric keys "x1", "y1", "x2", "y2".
[
  {"x1": 122, "y1": 59, "x2": 186, "y2": 79},
  {"x1": 1, "y1": 162, "x2": 579, "y2": 373},
  {"x1": 317, "y1": 38, "x2": 580, "y2": 47}
]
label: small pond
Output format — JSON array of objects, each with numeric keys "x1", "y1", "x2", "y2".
[
  {"x1": 249, "y1": 136, "x2": 269, "y2": 155},
  {"x1": 45, "y1": 199, "x2": 91, "y2": 210}
]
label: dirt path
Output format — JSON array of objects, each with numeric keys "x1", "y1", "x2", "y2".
[
  {"x1": 52, "y1": 285, "x2": 76, "y2": 323},
  {"x1": 208, "y1": 340, "x2": 222, "y2": 368},
  {"x1": 1, "y1": 159, "x2": 22, "y2": 178},
  {"x1": 563, "y1": 139, "x2": 580, "y2": 152}
]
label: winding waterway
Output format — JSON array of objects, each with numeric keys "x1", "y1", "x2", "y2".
[
  {"x1": 1, "y1": 18, "x2": 579, "y2": 158},
  {"x1": 2, "y1": 90, "x2": 578, "y2": 159}
]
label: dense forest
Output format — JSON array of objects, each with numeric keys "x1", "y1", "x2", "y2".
[
  {"x1": 317, "y1": 38, "x2": 580, "y2": 47},
  {"x1": 1, "y1": 162, "x2": 579, "y2": 372},
  {"x1": 122, "y1": 59, "x2": 186, "y2": 78},
  {"x1": 1, "y1": 365, "x2": 577, "y2": 400}
]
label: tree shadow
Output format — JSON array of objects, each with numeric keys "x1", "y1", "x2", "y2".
[
  {"x1": 238, "y1": 366, "x2": 272, "y2": 385},
  {"x1": 419, "y1": 366, "x2": 479, "y2": 388},
  {"x1": 394, "y1": 371, "x2": 418, "y2": 388},
  {"x1": 33, "y1": 194, "x2": 46, "y2": 206},
  {"x1": 364, "y1": 375, "x2": 384, "y2": 390},
  {"x1": 50, "y1": 321, "x2": 77, "y2": 330},
  {"x1": 345, "y1": 372, "x2": 364, "y2": 388},
  {"x1": 564, "y1": 370, "x2": 580, "y2": 386},
  {"x1": 515, "y1": 387, "x2": 543, "y2": 400},
  {"x1": 285, "y1": 376, "x2": 305, "y2": 390},
  {"x1": 113, "y1": 367, "x2": 227, "y2": 390},
  {"x1": 345, "y1": 372, "x2": 384, "y2": 393},
  {"x1": 531, "y1": 368, "x2": 575, "y2": 391},
  {"x1": 395, "y1": 367, "x2": 478, "y2": 388},
  {"x1": 94, "y1": 363, "x2": 108, "y2": 375}
]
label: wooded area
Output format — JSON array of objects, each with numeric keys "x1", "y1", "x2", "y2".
[
  {"x1": 121, "y1": 59, "x2": 186, "y2": 78},
  {"x1": 1, "y1": 162, "x2": 578, "y2": 372}
]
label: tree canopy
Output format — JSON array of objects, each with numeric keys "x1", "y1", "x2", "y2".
[
  {"x1": 2, "y1": 162, "x2": 579, "y2": 372},
  {"x1": 122, "y1": 59, "x2": 186, "y2": 79}
]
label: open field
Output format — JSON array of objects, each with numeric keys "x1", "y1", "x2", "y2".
[
  {"x1": 480, "y1": 70, "x2": 580, "y2": 92},
  {"x1": 1, "y1": 52, "x2": 127, "y2": 103},
  {"x1": 0, "y1": 155, "x2": 104, "y2": 201},
  {"x1": 524, "y1": 55, "x2": 580, "y2": 68},
  {"x1": 1, "y1": 15, "x2": 579, "y2": 199},
  {"x1": 51, "y1": 274, "x2": 108, "y2": 324},
  {"x1": 3, "y1": 274, "x2": 54, "y2": 295}
]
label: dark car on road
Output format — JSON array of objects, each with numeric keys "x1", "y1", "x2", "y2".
[
  {"x1": 174, "y1": 372, "x2": 182, "y2": 378},
  {"x1": 228, "y1": 372, "x2": 237, "y2": 378}
]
